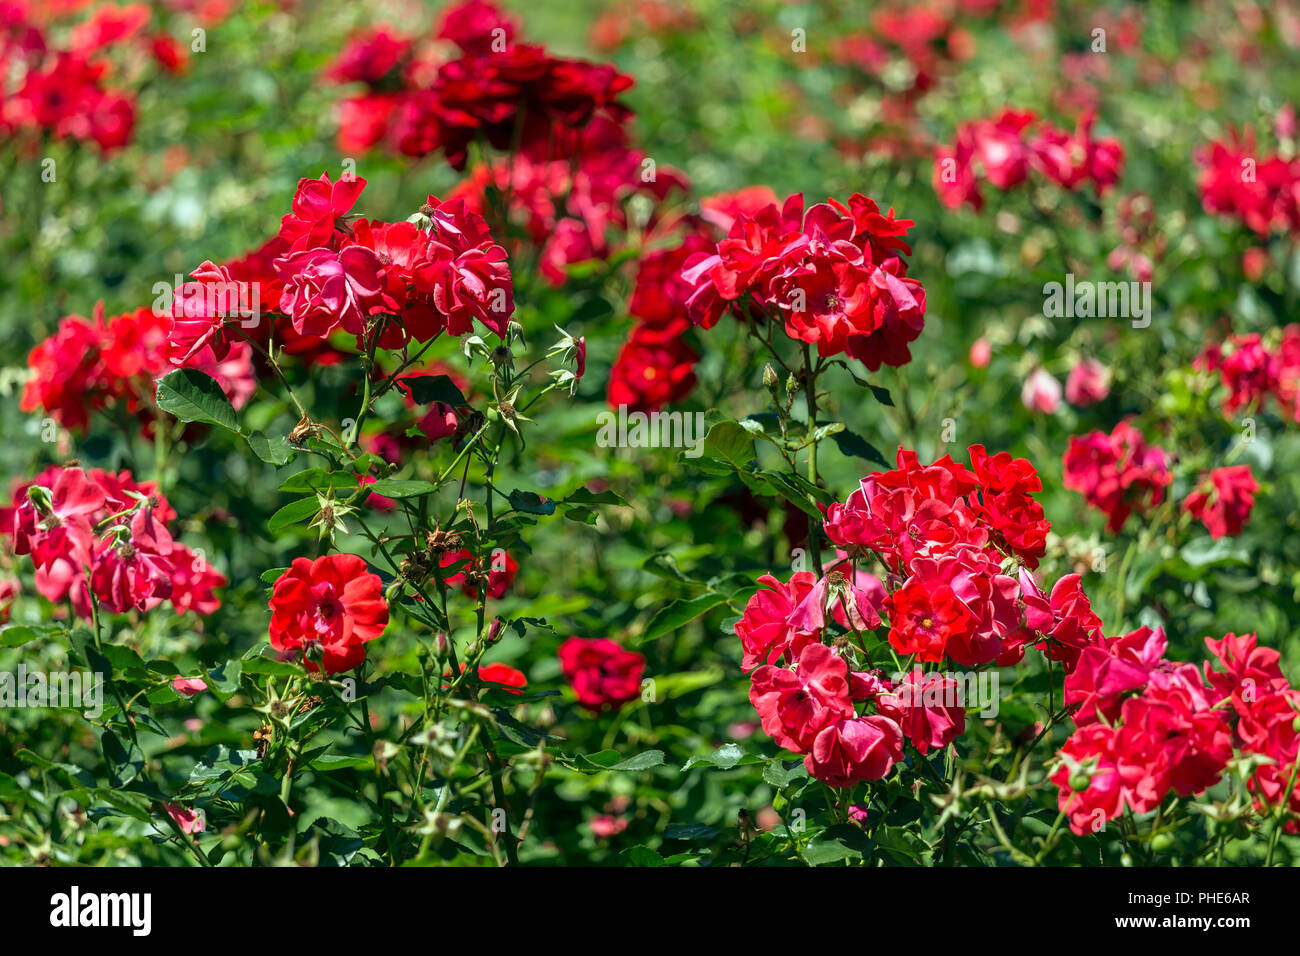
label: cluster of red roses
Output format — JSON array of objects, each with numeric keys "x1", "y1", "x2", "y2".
[
  {"x1": 1182, "y1": 466, "x2": 1258, "y2": 541},
  {"x1": 933, "y1": 108, "x2": 1124, "y2": 211},
  {"x1": 0, "y1": 466, "x2": 224, "y2": 621},
  {"x1": 736, "y1": 446, "x2": 1110, "y2": 787},
  {"x1": 1107, "y1": 192, "x2": 1166, "y2": 284},
  {"x1": 679, "y1": 191, "x2": 927, "y2": 372},
  {"x1": 1063, "y1": 421, "x2": 1172, "y2": 533},
  {"x1": 269, "y1": 554, "x2": 388, "y2": 674},
  {"x1": 559, "y1": 637, "x2": 646, "y2": 712},
  {"x1": 324, "y1": 0, "x2": 634, "y2": 172},
  {"x1": 166, "y1": 171, "x2": 515, "y2": 366},
  {"x1": 587, "y1": 0, "x2": 698, "y2": 52},
  {"x1": 602, "y1": 190, "x2": 777, "y2": 412},
  {"x1": 828, "y1": 1, "x2": 975, "y2": 104},
  {"x1": 264, "y1": 554, "x2": 643, "y2": 717},
  {"x1": 22, "y1": 302, "x2": 254, "y2": 434},
  {"x1": 0, "y1": 1, "x2": 188, "y2": 155},
  {"x1": 1197, "y1": 126, "x2": 1300, "y2": 239},
  {"x1": 449, "y1": 114, "x2": 689, "y2": 288},
  {"x1": 439, "y1": 548, "x2": 519, "y2": 601},
  {"x1": 1055, "y1": 629, "x2": 1300, "y2": 836},
  {"x1": 1195, "y1": 326, "x2": 1300, "y2": 421}
]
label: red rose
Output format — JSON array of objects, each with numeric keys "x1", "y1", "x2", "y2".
[
  {"x1": 558, "y1": 637, "x2": 645, "y2": 712},
  {"x1": 733, "y1": 571, "x2": 819, "y2": 672},
  {"x1": 1043, "y1": 573, "x2": 1104, "y2": 669},
  {"x1": 749, "y1": 643, "x2": 855, "y2": 752},
  {"x1": 1053, "y1": 723, "x2": 1126, "y2": 835},
  {"x1": 436, "y1": 0, "x2": 519, "y2": 55},
  {"x1": 276, "y1": 246, "x2": 385, "y2": 338},
  {"x1": 877, "y1": 670, "x2": 967, "y2": 756},
  {"x1": 439, "y1": 548, "x2": 518, "y2": 599},
  {"x1": 1182, "y1": 465, "x2": 1257, "y2": 539},
  {"x1": 804, "y1": 715, "x2": 904, "y2": 787},
  {"x1": 279, "y1": 171, "x2": 368, "y2": 252},
  {"x1": 606, "y1": 320, "x2": 698, "y2": 412},
  {"x1": 268, "y1": 554, "x2": 389, "y2": 674},
  {"x1": 1063, "y1": 421, "x2": 1171, "y2": 533},
  {"x1": 479, "y1": 662, "x2": 527, "y2": 694},
  {"x1": 884, "y1": 576, "x2": 972, "y2": 663}
]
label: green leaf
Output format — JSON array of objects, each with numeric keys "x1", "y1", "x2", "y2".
[
  {"x1": 0, "y1": 772, "x2": 24, "y2": 800},
  {"x1": 15, "y1": 749, "x2": 96, "y2": 788},
  {"x1": 279, "y1": 469, "x2": 347, "y2": 494},
  {"x1": 308, "y1": 754, "x2": 374, "y2": 773},
  {"x1": 681, "y1": 743, "x2": 764, "y2": 772},
  {"x1": 804, "y1": 824, "x2": 872, "y2": 866},
  {"x1": 495, "y1": 710, "x2": 562, "y2": 748},
  {"x1": 756, "y1": 470, "x2": 823, "y2": 518},
  {"x1": 189, "y1": 746, "x2": 261, "y2": 785},
  {"x1": 366, "y1": 478, "x2": 440, "y2": 499},
  {"x1": 563, "y1": 487, "x2": 626, "y2": 507},
  {"x1": 620, "y1": 845, "x2": 665, "y2": 867},
  {"x1": 155, "y1": 369, "x2": 243, "y2": 434},
  {"x1": 1176, "y1": 538, "x2": 1251, "y2": 572},
  {"x1": 95, "y1": 788, "x2": 154, "y2": 823},
  {"x1": 837, "y1": 363, "x2": 895, "y2": 405},
  {"x1": 238, "y1": 652, "x2": 301, "y2": 676},
  {"x1": 831, "y1": 428, "x2": 889, "y2": 468},
  {"x1": 577, "y1": 749, "x2": 665, "y2": 772},
  {"x1": 312, "y1": 819, "x2": 366, "y2": 866},
  {"x1": 268, "y1": 497, "x2": 319, "y2": 533},
  {"x1": 247, "y1": 431, "x2": 294, "y2": 465},
  {"x1": 203, "y1": 660, "x2": 243, "y2": 702},
  {"x1": 102, "y1": 730, "x2": 145, "y2": 788},
  {"x1": 0, "y1": 624, "x2": 61, "y2": 648},
  {"x1": 508, "y1": 490, "x2": 557, "y2": 515},
  {"x1": 397, "y1": 375, "x2": 469, "y2": 406},
  {"x1": 701, "y1": 420, "x2": 757, "y2": 470},
  {"x1": 763, "y1": 758, "x2": 808, "y2": 788},
  {"x1": 641, "y1": 552, "x2": 698, "y2": 584},
  {"x1": 640, "y1": 592, "x2": 728, "y2": 643},
  {"x1": 663, "y1": 823, "x2": 719, "y2": 841}
]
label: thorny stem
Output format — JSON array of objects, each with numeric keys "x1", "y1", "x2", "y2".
[{"x1": 801, "y1": 344, "x2": 826, "y2": 578}]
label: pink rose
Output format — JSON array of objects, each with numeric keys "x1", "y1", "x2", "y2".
[
  {"x1": 172, "y1": 677, "x2": 209, "y2": 698},
  {"x1": 1021, "y1": 368, "x2": 1062, "y2": 413},
  {"x1": 1065, "y1": 357, "x2": 1111, "y2": 407},
  {"x1": 276, "y1": 246, "x2": 384, "y2": 337}
]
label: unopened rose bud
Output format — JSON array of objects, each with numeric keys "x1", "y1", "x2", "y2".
[
  {"x1": 762, "y1": 363, "x2": 778, "y2": 390},
  {"x1": 486, "y1": 619, "x2": 503, "y2": 644},
  {"x1": 434, "y1": 631, "x2": 451, "y2": 659},
  {"x1": 303, "y1": 640, "x2": 324, "y2": 663},
  {"x1": 1069, "y1": 771, "x2": 1090, "y2": 793},
  {"x1": 25, "y1": 485, "x2": 52, "y2": 511}
]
